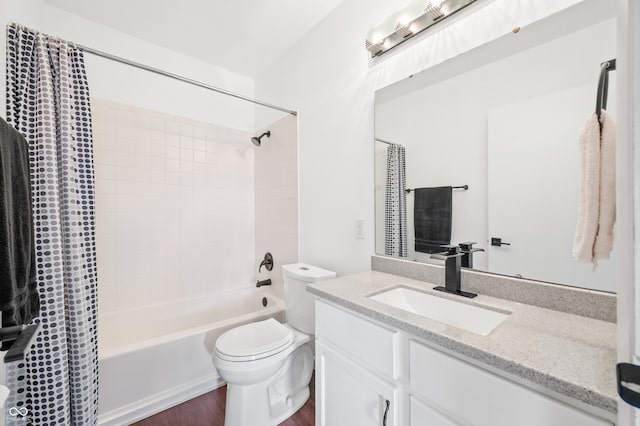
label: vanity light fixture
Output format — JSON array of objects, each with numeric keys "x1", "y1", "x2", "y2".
[
  {"x1": 365, "y1": 39, "x2": 385, "y2": 56},
  {"x1": 394, "y1": 23, "x2": 414, "y2": 38},
  {"x1": 365, "y1": 0, "x2": 479, "y2": 58},
  {"x1": 425, "y1": 3, "x2": 445, "y2": 21}
]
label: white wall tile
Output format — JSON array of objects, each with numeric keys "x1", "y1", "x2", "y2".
[
  {"x1": 93, "y1": 98, "x2": 255, "y2": 315},
  {"x1": 180, "y1": 135, "x2": 194, "y2": 150},
  {"x1": 254, "y1": 115, "x2": 299, "y2": 299},
  {"x1": 180, "y1": 148, "x2": 193, "y2": 161},
  {"x1": 165, "y1": 145, "x2": 179, "y2": 159},
  {"x1": 100, "y1": 149, "x2": 117, "y2": 165},
  {"x1": 194, "y1": 138, "x2": 207, "y2": 152},
  {"x1": 193, "y1": 150, "x2": 207, "y2": 164},
  {"x1": 165, "y1": 120, "x2": 179, "y2": 135}
]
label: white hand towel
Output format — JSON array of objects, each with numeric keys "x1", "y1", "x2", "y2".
[
  {"x1": 573, "y1": 113, "x2": 601, "y2": 263},
  {"x1": 573, "y1": 111, "x2": 616, "y2": 265},
  {"x1": 594, "y1": 110, "x2": 616, "y2": 259}
]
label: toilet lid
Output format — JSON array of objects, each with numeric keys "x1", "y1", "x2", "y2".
[{"x1": 216, "y1": 318, "x2": 293, "y2": 359}]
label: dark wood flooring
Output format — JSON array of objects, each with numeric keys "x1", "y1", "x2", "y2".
[{"x1": 132, "y1": 374, "x2": 315, "y2": 426}]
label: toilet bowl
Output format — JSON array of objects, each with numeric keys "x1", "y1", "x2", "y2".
[{"x1": 213, "y1": 263, "x2": 335, "y2": 426}]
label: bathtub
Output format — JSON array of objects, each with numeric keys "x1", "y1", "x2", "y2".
[{"x1": 97, "y1": 289, "x2": 285, "y2": 426}]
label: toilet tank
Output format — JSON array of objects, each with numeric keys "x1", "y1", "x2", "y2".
[{"x1": 283, "y1": 263, "x2": 336, "y2": 334}]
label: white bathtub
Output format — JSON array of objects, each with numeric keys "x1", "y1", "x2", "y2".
[{"x1": 97, "y1": 289, "x2": 285, "y2": 426}]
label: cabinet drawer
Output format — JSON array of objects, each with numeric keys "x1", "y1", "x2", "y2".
[
  {"x1": 315, "y1": 300, "x2": 396, "y2": 379},
  {"x1": 409, "y1": 340, "x2": 612, "y2": 426}
]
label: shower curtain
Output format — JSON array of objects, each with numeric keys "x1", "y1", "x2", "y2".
[
  {"x1": 5, "y1": 24, "x2": 99, "y2": 425},
  {"x1": 384, "y1": 144, "x2": 407, "y2": 257}
]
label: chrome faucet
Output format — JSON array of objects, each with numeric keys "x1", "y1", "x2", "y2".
[{"x1": 430, "y1": 245, "x2": 477, "y2": 298}]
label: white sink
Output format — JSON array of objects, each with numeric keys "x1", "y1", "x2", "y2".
[{"x1": 369, "y1": 287, "x2": 510, "y2": 336}]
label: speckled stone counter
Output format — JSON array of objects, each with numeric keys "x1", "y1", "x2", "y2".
[{"x1": 308, "y1": 271, "x2": 617, "y2": 414}]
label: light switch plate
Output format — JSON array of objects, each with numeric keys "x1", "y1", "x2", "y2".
[{"x1": 354, "y1": 218, "x2": 365, "y2": 239}]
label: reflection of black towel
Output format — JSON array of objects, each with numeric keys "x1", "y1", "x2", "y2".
[
  {"x1": 0, "y1": 118, "x2": 40, "y2": 332},
  {"x1": 414, "y1": 186, "x2": 452, "y2": 254}
]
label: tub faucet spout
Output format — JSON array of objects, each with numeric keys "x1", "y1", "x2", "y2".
[{"x1": 256, "y1": 279, "x2": 272, "y2": 288}]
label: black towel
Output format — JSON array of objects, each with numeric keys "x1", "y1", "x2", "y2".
[
  {"x1": 414, "y1": 186, "x2": 452, "y2": 254},
  {"x1": 0, "y1": 118, "x2": 40, "y2": 331}
]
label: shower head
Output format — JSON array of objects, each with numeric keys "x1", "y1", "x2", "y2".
[{"x1": 251, "y1": 131, "x2": 271, "y2": 146}]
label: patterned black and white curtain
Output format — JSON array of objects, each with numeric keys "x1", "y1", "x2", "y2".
[
  {"x1": 384, "y1": 144, "x2": 407, "y2": 257},
  {"x1": 5, "y1": 24, "x2": 99, "y2": 425}
]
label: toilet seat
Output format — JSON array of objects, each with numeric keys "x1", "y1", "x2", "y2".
[{"x1": 215, "y1": 318, "x2": 294, "y2": 362}]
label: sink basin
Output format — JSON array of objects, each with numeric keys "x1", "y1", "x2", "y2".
[{"x1": 369, "y1": 287, "x2": 510, "y2": 336}]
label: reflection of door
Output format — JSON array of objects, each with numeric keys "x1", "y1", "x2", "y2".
[{"x1": 487, "y1": 83, "x2": 615, "y2": 291}]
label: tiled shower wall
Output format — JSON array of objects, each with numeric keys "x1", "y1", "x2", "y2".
[
  {"x1": 92, "y1": 99, "x2": 255, "y2": 314},
  {"x1": 254, "y1": 115, "x2": 298, "y2": 299}
]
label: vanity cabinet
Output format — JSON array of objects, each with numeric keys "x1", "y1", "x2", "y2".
[
  {"x1": 315, "y1": 299, "x2": 398, "y2": 426},
  {"x1": 408, "y1": 340, "x2": 611, "y2": 426},
  {"x1": 316, "y1": 341, "x2": 398, "y2": 426},
  {"x1": 314, "y1": 299, "x2": 614, "y2": 426}
]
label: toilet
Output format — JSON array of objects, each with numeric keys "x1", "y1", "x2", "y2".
[{"x1": 213, "y1": 263, "x2": 336, "y2": 426}]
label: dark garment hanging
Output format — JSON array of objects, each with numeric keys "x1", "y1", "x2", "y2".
[
  {"x1": 0, "y1": 117, "x2": 40, "y2": 335},
  {"x1": 414, "y1": 186, "x2": 452, "y2": 254}
]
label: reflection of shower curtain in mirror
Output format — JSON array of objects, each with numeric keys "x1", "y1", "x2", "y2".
[
  {"x1": 385, "y1": 144, "x2": 407, "y2": 257},
  {"x1": 5, "y1": 24, "x2": 99, "y2": 425}
]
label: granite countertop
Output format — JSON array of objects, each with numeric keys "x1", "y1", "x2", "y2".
[{"x1": 308, "y1": 270, "x2": 617, "y2": 414}]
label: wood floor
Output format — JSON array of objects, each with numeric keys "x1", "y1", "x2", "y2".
[{"x1": 132, "y1": 376, "x2": 315, "y2": 426}]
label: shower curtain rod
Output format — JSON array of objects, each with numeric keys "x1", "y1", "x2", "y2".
[
  {"x1": 375, "y1": 138, "x2": 395, "y2": 145},
  {"x1": 76, "y1": 44, "x2": 298, "y2": 116},
  {"x1": 8, "y1": 23, "x2": 296, "y2": 115}
]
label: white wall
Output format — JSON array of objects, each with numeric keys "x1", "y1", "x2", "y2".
[
  {"x1": 254, "y1": 116, "x2": 299, "y2": 299},
  {"x1": 3, "y1": 0, "x2": 255, "y2": 132},
  {"x1": 254, "y1": 0, "x2": 602, "y2": 276},
  {"x1": 92, "y1": 99, "x2": 255, "y2": 314}
]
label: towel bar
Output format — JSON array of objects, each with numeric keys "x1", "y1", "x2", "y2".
[
  {"x1": 406, "y1": 185, "x2": 468, "y2": 193},
  {"x1": 0, "y1": 324, "x2": 40, "y2": 362}
]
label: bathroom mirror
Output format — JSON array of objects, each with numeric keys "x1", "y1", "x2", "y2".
[{"x1": 374, "y1": 2, "x2": 617, "y2": 293}]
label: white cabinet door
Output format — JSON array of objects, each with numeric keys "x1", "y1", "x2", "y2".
[
  {"x1": 409, "y1": 340, "x2": 613, "y2": 426},
  {"x1": 411, "y1": 396, "x2": 460, "y2": 426},
  {"x1": 315, "y1": 300, "x2": 396, "y2": 380},
  {"x1": 316, "y1": 340, "x2": 398, "y2": 426}
]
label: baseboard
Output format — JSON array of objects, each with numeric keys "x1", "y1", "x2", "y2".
[{"x1": 97, "y1": 373, "x2": 225, "y2": 426}]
